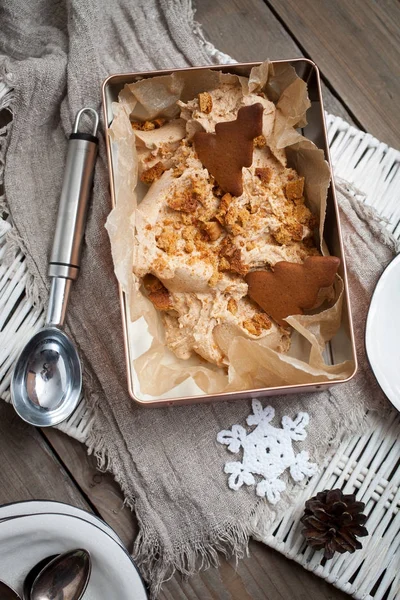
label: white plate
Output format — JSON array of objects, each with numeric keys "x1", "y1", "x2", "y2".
[
  {"x1": 0, "y1": 500, "x2": 123, "y2": 546},
  {"x1": 0, "y1": 513, "x2": 148, "y2": 599},
  {"x1": 366, "y1": 253, "x2": 400, "y2": 412}
]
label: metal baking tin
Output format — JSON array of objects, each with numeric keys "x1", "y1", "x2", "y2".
[{"x1": 102, "y1": 60, "x2": 358, "y2": 407}]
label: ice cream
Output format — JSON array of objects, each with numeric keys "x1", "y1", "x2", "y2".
[{"x1": 131, "y1": 80, "x2": 320, "y2": 367}]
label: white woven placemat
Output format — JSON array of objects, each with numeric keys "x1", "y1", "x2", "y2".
[
  {"x1": 255, "y1": 115, "x2": 400, "y2": 600},
  {"x1": 0, "y1": 75, "x2": 399, "y2": 599}
]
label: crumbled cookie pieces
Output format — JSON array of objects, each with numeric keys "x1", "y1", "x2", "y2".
[
  {"x1": 243, "y1": 312, "x2": 272, "y2": 336},
  {"x1": 198, "y1": 92, "x2": 213, "y2": 114},
  {"x1": 255, "y1": 167, "x2": 272, "y2": 185},
  {"x1": 140, "y1": 161, "x2": 165, "y2": 184},
  {"x1": 285, "y1": 177, "x2": 305, "y2": 200},
  {"x1": 253, "y1": 313, "x2": 272, "y2": 330},
  {"x1": 167, "y1": 177, "x2": 209, "y2": 214},
  {"x1": 156, "y1": 227, "x2": 179, "y2": 254},
  {"x1": 143, "y1": 275, "x2": 172, "y2": 311},
  {"x1": 227, "y1": 298, "x2": 238, "y2": 315},
  {"x1": 167, "y1": 190, "x2": 198, "y2": 213},
  {"x1": 253, "y1": 135, "x2": 267, "y2": 148},
  {"x1": 148, "y1": 288, "x2": 172, "y2": 311},
  {"x1": 131, "y1": 118, "x2": 166, "y2": 131},
  {"x1": 201, "y1": 221, "x2": 223, "y2": 242},
  {"x1": 273, "y1": 221, "x2": 304, "y2": 245},
  {"x1": 219, "y1": 238, "x2": 248, "y2": 276}
]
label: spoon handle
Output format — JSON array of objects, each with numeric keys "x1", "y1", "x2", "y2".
[{"x1": 46, "y1": 108, "x2": 98, "y2": 326}]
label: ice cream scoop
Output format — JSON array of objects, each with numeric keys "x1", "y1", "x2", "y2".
[{"x1": 11, "y1": 108, "x2": 98, "y2": 427}]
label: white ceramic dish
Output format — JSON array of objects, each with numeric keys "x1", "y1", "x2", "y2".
[
  {"x1": 0, "y1": 512, "x2": 148, "y2": 599},
  {"x1": 0, "y1": 500, "x2": 123, "y2": 546},
  {"x1": 366, "y1": 253, "x2": 400, "y2": 412}
]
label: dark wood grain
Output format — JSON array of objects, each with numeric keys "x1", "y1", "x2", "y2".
[
  {"x1": 265, "y1": 0, "x2": 400, "y2": 148},
  {"x1": 43, "y1": 427, "x2": 137, "y2": 549},
  {"x1": 159, "y1": 542, "x2": 350, "y2": 600},
  {"x1": 194, "y1": 0, "x2": 356, "y2": 124},
  {"x1": 0, "y1": 402, "x2": 89, "y2": 509}
]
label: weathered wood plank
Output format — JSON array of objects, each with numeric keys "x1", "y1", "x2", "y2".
[
  {"x1": 159, "y1": 542, "x2": 350, "y2": 599},
  {"x1": 0, "y1": 402, "x2": 89, "y2": 509},
  {"x1": 194, "y1": 0, "x2": 356, "y2": 124},
  {"x1": 43, "y1": 427, "x2": 137, "y2": 549},
  {"x1": 196, "y1": 0, "x2": 303, "y2": 62},
  {"x1": 265, "y1": 0, "x2": 400, "y2": 148}
]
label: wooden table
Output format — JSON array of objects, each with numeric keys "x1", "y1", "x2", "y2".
[{"x1": 1, "y1": 2, "x2": 398, "y2": 598}]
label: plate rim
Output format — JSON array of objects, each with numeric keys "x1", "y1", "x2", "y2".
[
  {"x1": 365, "y1": 252, "x2": 400, "y2": 411},
  {"x1": 0, "y1": 499, "x2": 122, "y2": 545},
  {"x1": 0, "y1": 510, "x2": 148, "y2": 599}
]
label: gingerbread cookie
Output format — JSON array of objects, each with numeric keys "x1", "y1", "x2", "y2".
[
  {"x1": 245, "y1": 256, "x2": 340, "y2": 326},
  {"x1": 193, "y1": 103, "x2": 263, "y2": 197}
]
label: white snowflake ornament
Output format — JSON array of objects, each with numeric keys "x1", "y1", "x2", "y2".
[{"x1": 217, "y1": 399, "x2": 318, "y2": 504}]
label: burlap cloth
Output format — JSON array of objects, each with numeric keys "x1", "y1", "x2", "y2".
[{"x1": 0, "y1": 1, "x2": 398, "y2": 595}]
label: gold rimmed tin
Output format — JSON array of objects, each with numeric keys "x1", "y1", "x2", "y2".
[{"x1": 102, "y1": 59, "x2": 358, "y2": 407}]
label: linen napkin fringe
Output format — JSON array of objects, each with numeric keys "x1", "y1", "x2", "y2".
[{"x1": 0, "y1": 64, "x2": 45, "y2": 309}]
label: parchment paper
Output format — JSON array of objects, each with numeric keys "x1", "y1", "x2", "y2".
[{"x1": 105, "y1": 61, "x2": 355, "y2": 399}]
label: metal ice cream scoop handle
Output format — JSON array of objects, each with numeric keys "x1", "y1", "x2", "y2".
[
  {"x1": 11, "y1": 108, "x2": 98, "y2": 427},
  {"x1": 47, "y1": 107, "x2": 99, "y2": 326}
]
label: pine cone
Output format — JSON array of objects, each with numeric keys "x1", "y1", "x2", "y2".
[{"x1": 300, "y1": 489, "x2": 368, "y2": 559}]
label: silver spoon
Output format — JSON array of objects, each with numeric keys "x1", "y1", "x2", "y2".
[
  {"x1": 11, "y1": 108, "x2": 99, "y2": 427},
  {"x1": 22, "y1": 555, "x2": 57, "y2": 600},
  {"x1": 25, "y1": 549, "x2": 91, "y2": 600},
  {"x1": 0, "y1": 580, "x2": 21, "y2": 599}
]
